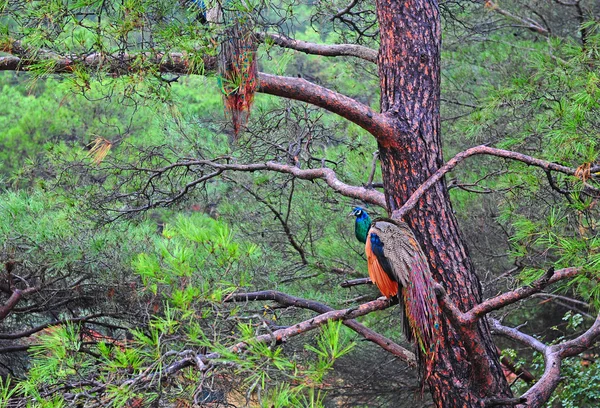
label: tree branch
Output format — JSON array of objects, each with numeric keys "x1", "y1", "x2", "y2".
[
  {"x1": 226, "y1": 290, "x2": 415, "y2": 363},
  {"x1": 466, "y1": 267, "x2": 581, "y2": 321},
  {"x1": 258, "y1": 73, "x2": 393, "y2": 138},
  {"x1": 1, "y1": 41, "x2": 390, "y2": 139},
  {"x1": 229, "y1": 296, "x2": 396, "y2": 353},
  {"x1": 393, "y1": 145, "x2": 600, "y2": 219},
  {"x1": 0, "y1": 40, "x2": 216, "y2": 74},
  {"x1": 482, "y1": 1, "x2": 550, "y2": 37},
  {"x1": 491, "y1": 312, "x2": 600, "y2": 408},
  {"x1": 434, "y1": 267, "x2": 582, "y2": 327},
  {"x1": 235, "y1": 183, "x2": 308, "y2": 265},
  {"x1": 0, "y1": 313, "x2": 115, "y2": 340},
  {"x1": 340, "y1": 277, "x2": 373, "y2": 288},
  {"x1": 258, "y1": 32, "x2": 377, "y2": 63}
]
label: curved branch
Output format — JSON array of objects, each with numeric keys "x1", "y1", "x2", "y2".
[
  {"x1": 393, "y1": 145, "x2": 600, "y2": 219},
  {"x1": 258, "y1": 32, "x2": 377, "y2": 63},
  {"x1": 259, "y1": 73, "x2": 392, "y2": 138},
  {"x1": 0, "y1": 289, "x2": 23, "y2": 320},
  {"x1": 227, "y1": 290, "x2": 414, "y2": 363}
]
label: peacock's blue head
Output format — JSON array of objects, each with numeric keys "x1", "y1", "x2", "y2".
[
  {"x1": 350, "y1": 207, "x2": 372, "y2": 244},
  {"x1": 350, "y1": 206, "x2": 368, "y2": 220}
]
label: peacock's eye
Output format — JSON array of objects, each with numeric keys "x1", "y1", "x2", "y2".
[{"x1": 356, "y1": 210, "x2": 362, "y2": 216}]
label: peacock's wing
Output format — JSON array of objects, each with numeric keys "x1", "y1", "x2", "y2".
[
  {"x1": 365, "y1": 231, "x2": 399, "y2": 298},
  {"x1": 370, "y1": 220, "x2": 441, "y2": 374}
]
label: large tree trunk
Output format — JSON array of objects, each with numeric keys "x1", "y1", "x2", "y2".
[{"x1": 375, "y1": 1, "x2": 513, "y2": 406}]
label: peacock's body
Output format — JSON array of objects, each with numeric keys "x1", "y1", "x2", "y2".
[
  {"x1": 351, "y1": 207, "x2": 441, "y2": 378},
  {"x1": 191, "y1": 0, "x2": 257, "y2": 137}
]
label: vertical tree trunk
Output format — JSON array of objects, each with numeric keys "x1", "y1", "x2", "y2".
[{"x1": 375, "y1": 1, "x2": 513, "y2": 406}]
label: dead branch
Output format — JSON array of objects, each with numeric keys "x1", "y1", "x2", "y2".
[
  {"x1": 340, "y1": 277, "x2": 373, "y2": 288},
  {"x1": 0, "y1": 313, "x2": 116, "y2": 340}
]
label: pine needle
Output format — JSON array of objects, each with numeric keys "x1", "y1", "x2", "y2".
[
  {"x1": 88, "y1": 137, "x2": 112, "y2": 165},
  {"x1": 575, "y1": 162, "x2": 591, "y2": 182}
]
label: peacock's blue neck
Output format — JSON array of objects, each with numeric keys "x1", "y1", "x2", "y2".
[{"x1": 354, "y1": 212, "x2": 372, "y2": 244}]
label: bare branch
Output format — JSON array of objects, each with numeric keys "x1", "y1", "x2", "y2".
[
  {"x1": 229, "y1": 296, "x2": 396, "y2": 353},
  {"x1": 258, "y1": 32, "x2": 377, "y2": 63},
  {"x1": 340, "y1": 277, "x2": 373, "y2": 288},
  {"x1": 113, "y1": 159, "x2": 385, "y2": 217},
  {"x1": 235, "y1": 182, "x2": 308, "y2": 265},
  {"x1": 0, "y1": 313, "x2": 115, "y2": 340},
  {"x1": 0, "y1": 287, "x2": 37, "y2": 320},
  {"x1": 0, "y1": 41, "x2": 215, "y2": 74},
  {"x1": 366, "y1": 150, "x2": 379, "y2": 188},
  {"x1": 226, "y1": 290, "x2": 415, "y2": 363},
  {"x1": 489, "y1": 319, "x2": 547, "y2": 353}
]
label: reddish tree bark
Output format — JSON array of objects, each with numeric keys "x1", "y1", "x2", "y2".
[{"x1": 374, "y1": 1, "x2": 512, "y2": 406}]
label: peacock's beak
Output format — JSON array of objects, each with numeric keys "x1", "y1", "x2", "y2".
[{"x1": 348, "y1": 210, "x2": 356, "y2": 217}]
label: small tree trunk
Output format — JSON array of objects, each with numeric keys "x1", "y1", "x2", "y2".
[{"x1": 375, "y1": 1, "x2": 513, "y2": 406}]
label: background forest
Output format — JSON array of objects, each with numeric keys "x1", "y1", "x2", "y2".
[{"x1": 0, "y1": 0, "x2": 599, "y2": 407}]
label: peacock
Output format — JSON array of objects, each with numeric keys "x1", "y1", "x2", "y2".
[
  {"x1": 190, "y1": 0, "x2": 258, "y2": 138},
  {"x1": 351, "y1": 206, "x2": 441, "y2": 379}
]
